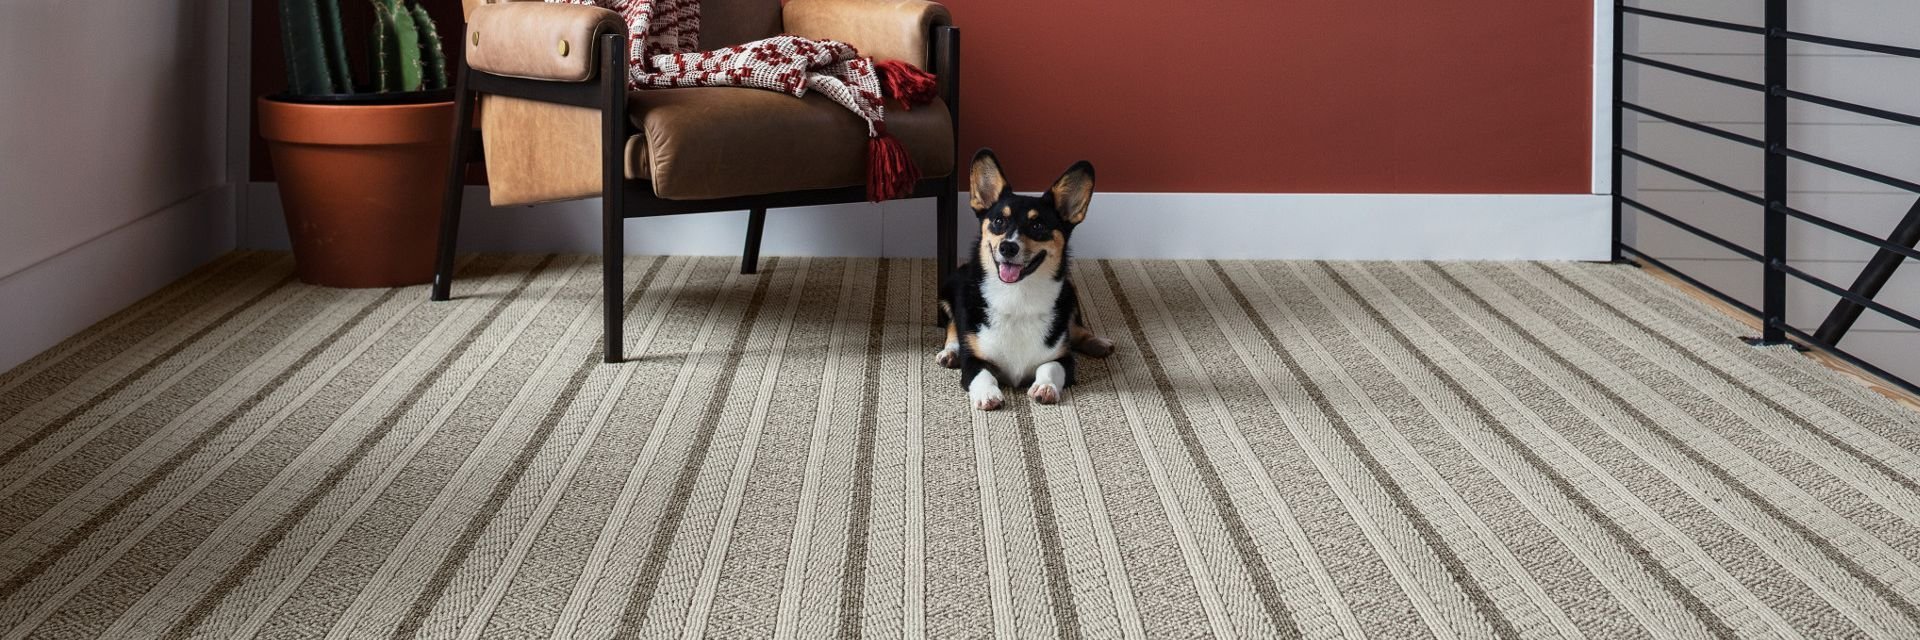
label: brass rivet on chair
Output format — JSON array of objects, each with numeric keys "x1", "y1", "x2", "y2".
[
  {"x1": 471, "y1": 31, "x2": 479, "y2": 46},
  {"x1": 558, "y1": 39, "x2": 570, "y2": 56}
]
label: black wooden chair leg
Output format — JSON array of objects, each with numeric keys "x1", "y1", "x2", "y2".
[
  {"x1": 600, "y1": 33, "x2": 628, "y2": 364},
  {"x1": 431, "y1": 64, "x2": 476, "y2": 302},
  {"x1": 604, "y1": 221, "x2": 624, "y2": 363},
  {"x1": 936, "y1": 176, "x2": 959, "y2": 278},
  {"x1": 741, "y1": 207, "x2": 767, "y2": 274}
]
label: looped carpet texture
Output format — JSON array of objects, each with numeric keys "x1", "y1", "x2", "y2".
[{"x1": 0, "y1": 252, "x2": 1917, "y2": 638}]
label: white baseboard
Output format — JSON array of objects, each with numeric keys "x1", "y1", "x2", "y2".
[
  {"x1": 0, "y1": 186, "x2": 235, "y2": 373},
  {"x1": 244, "y1": 183, "x2": 1609, "y2": 261},
  {"x1": 1048, "y1": 193, "x2": 1610, "y2": 261}
]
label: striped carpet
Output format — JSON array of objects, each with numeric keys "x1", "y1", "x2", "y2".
[{"x1": 3, "y1": 252, "x2": 1919, "y2": 639}]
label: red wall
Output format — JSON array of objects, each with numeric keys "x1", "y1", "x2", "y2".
[
  {"x1": 255, "y1": 0, "x2": 1593, "y2": 194},
  {"x1": 939, "y1": 0, "x2": 1592, "y2": 193}
]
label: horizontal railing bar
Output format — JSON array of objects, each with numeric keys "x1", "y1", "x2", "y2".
[
  {"x1": 1621, "y1": 196, "x2": 1767, "y2": 261},
  {"x1": 1621, "y1": 101, "x2": 1768, "y2": 148},
  {"x1": 1771, "y1": 203, "x2": 1920, "y2": 261},
  {"x1": 1782, "y1": 89, "x2": 1920, "y2": 128},
  {"x1": 1775, "y1": 323, "x2": 1920, "y2": 397},
  {"x1": 1622, "y1": 54, "x2": 1766, "y2": 91},
  {"x1": 1782, "y1": 147, "x2": 1920, "y2": 194},
  {"x1": 1622, "y1": 7, "x2": 1767, "y2": 35},
  {"x1": 1620, "y1": 244, "x2": 1766, "y2": 317},
  {"x1": 1776, "y1": 262, "x2": 1920, "y2": 331},
  {"x1": 1620, "y1": 148, "x2": 1768, "y2": 205},
  {"x1": 1783, "y1": 30, "x2": 1920, "y2": 60}
]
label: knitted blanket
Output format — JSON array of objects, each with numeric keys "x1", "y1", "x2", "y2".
[{"x1": 551, "y1": 0, "x2": 938, "y2": 200}]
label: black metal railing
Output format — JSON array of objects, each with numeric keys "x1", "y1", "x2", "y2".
[{"x1": 1614, "y1": 0, "x2": 1920, "y2": 395}]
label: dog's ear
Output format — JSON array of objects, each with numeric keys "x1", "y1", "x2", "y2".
[
  {"x1": 1048, "y1": 161, "x2": 1096, "y2": 225},
  {"x1": 969, "y1": 149, "x2": 1008, "y2": 214}
]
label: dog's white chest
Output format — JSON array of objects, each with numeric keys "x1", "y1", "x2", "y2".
[{"x1": 975, "y1": 277, "x2": 1065, "y2": 383}]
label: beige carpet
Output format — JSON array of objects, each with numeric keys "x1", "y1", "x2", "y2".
[{"x1": 3, "y1": 252, "x2": 1920, "y2": 639}]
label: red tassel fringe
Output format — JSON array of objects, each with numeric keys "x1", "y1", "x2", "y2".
[
  {"x1": 868, "y1": 61, "x2": 933, "y2": 201},
  {"x1": 875, "y1": 59, "x2": 938, "y2": 108},
  {"x1": 868, "y1": 125, "x2": 921, "y2": 202}
]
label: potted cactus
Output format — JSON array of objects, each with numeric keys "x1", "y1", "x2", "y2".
[{"x1": 258, "y1": 0, "x2": 455, "y2": 288}]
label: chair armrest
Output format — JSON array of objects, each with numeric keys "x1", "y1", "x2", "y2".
[
  {"x1": 783, "y1": 0, "x2": 951, "y2": 69},
  {"x1": 465, "y1": 2, "x2": 627, "y2": 82}
]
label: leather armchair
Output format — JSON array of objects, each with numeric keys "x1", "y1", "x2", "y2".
[{"x1": 433, "y1": 0, "x2": 960, "y2": 363}]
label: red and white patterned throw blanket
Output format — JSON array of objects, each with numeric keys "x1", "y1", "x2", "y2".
[{"x1": 551, "y1": 0, "x2": 939, "y2": 201}]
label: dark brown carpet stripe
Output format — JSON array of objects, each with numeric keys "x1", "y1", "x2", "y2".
[
  {"x1": 1423, "y1": 263, "x2": 1920, "y2": 627},
  {"x1": 0, "y1": 273, "x2": 297, "y2": 472},
  {"x1": 1012, "y1": 395, "x2": 1084, "y2": 640},
  {"x1": 614, "y1": 257, "x2": 782, "y2": 636},
  {"x1": 1099, "y1": 261, "x2": 1304, "y2": 639},
  {"x1": 159, "y1": 255, "x2": 540, "y2": 639},
  {"x1": 1278, "y1": 261, "x2": 1741, "y2": 639},
  {"x1": 389, "y1": 256, "x2": 665, "y2": 640},
  {"x1": 1532, "y1": 264, "x2": 1920, "y2": 501},
  {"x1": 838, "y1": 259, "x2": 892, "y2": 639},
  {"x1": 0, "y1": 251, "x2": 261, "y2": 399},
  {"x1": 0, "y1": 286, "x2": 399, "y2": 602}
]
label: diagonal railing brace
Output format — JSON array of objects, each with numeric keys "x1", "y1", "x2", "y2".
[{"x1": 1814, "y1": 195, "x2": 1920, "y2": 345}]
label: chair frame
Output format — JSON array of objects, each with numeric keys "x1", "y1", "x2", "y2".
[{"x1": 430, "y1": 26, "x2": 963, "y2": 363}]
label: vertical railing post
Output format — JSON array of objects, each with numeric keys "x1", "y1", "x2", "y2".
[
  {"x1": 1760, "y1": 0, "x2": 1789, "y2": 343},
  {"x1": 1611, "y1": 0, "x2": 1626, "y2": 262}
]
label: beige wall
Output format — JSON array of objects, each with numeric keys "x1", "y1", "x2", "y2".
[
  {"x1": 1623, "y1": 0, "x2": 1920, "y2": 381},
  {"x1": 0, "y1": 0, "x2": 237, "y2": 370}
]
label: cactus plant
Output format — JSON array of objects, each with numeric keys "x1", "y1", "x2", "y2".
[
  {"x1": 411, "y1": 3, "x2": 450, "y2": 91},
  {"x1": 277, "y1": 0, "x2": 448, "y2": 98},
  {"x1": 279, "y1": 0, "x2": 333, "y2": 95},
  {"x1": 319, "y1": 0, "x2": 353, "y2": 90}
]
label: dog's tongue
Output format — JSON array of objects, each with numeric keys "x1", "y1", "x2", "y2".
[{"x1": 997, "y1": 262, "x2": 1023, "y2": 283}]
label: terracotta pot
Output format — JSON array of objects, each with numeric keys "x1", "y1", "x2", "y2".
[{"x1": 257, "y1": 96, "x2": 454, "y2": 288}]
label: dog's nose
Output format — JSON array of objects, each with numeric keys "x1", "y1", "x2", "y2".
[{"x1": 998, "y1": 241, "x2": 1020, "y2": 259}]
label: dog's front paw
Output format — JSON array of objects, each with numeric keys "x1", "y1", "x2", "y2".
[
  {"x1": 971, "y1": 388, "x2": 1005, "y2": 411},
  {"x1": 968, "y1": 371, "x2": 1004, "y2": 411},
  {"x1": 1029, "y1": 382, "x2": 1061, "y2": 404},
  {"x1": 1029, "y1": 361, "x2": 1066, "y2": 405},
  {"x1": 936, "y1": 347, "x2": 959, "y2": 369},
  {"x1": 1075, "y1": 336, "x2": 1115, "y2": 358}
]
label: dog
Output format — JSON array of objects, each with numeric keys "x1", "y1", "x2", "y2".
[{"x1": 937, "y1": 149, "x2": 1114, "y2": 410}]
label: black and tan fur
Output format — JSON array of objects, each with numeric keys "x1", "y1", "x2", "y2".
[{"x1": 937, "y1": 149, "x2": 1113, "y2": 411}]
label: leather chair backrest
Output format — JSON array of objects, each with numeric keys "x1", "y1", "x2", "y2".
[
  {"x1": 461, "y1": 0, "x2": 780, "y2": 50},
  {"x1": 699, "y1": 0, "x2": 783, "y2": 49}
]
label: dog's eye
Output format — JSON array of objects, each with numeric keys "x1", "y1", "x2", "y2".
[{"x1": 989, "y1": 219, "x2": 1008, "y2": 233}]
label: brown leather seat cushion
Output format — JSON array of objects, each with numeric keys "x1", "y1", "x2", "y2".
[{"x1": 627, "y1": 87, "x2": 954, "y2": 200}]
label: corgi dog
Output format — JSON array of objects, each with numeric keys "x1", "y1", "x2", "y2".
[{"x1": 937, "y1": 149, "x2": 1114, "y2": 410}]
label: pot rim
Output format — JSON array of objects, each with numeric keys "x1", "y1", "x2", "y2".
[
  {"x1": 257, "y1": 95, "x2": 456, "y2": 146},
  {"x1": 265, "y1": 89, "x2": 455, "y2": 106}
]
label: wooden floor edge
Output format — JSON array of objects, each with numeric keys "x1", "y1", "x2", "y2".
[{"x1": 1632, "y1": 261, "x2": 1920, "y2": 415}]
